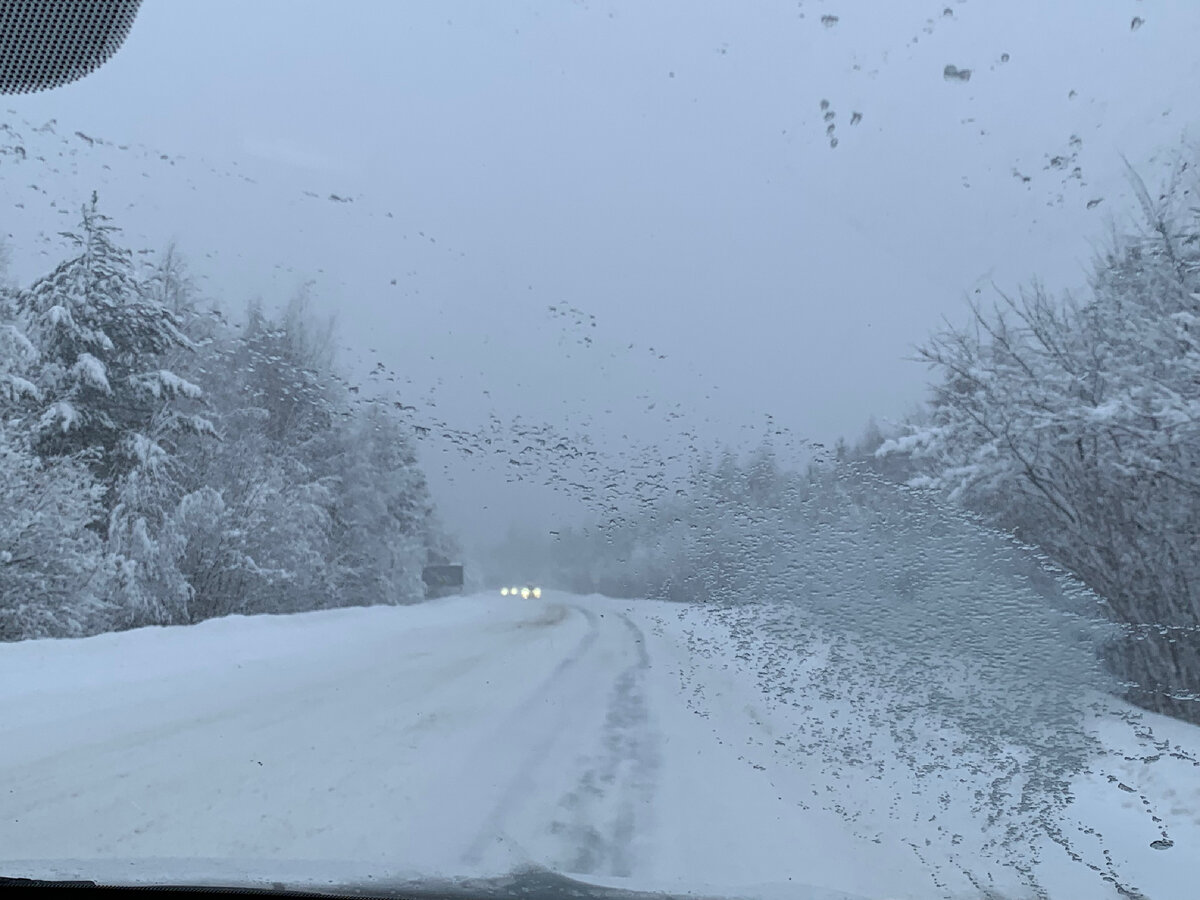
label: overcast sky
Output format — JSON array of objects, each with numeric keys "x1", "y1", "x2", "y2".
[{"x1": 4, "y1": 0, "x2": 1199, "y2": 549}]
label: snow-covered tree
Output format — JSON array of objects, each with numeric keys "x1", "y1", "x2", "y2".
[
  {"x1": 239, "y1": 289, "x2": 337, "y2": 447},
  {"x1": 1, "y1": 240, "x2": 111, "y2": 638},
  {"x1": 144, "y1": 241, "x2": 196, "y2": 317},
  {"x1": 320, "y1": 404, "x2": 432, "y2": 605},
  {"x1": 0, "y1": 298, "x2": 39, "y2": 410},
  {"x1": 0, "y1": 431, "x2": 112, "y2": 640},
  {"x1": 14, "y1": 195, "x2": 207, "y2": 490},
  {"x1": 168, "y1": 288, "x2": 446, "y2": 617},
  {"x1": 105, "y1": 434, "x2": 193, "y2": 627},
  {"x1": 879, "y1": 163, "x2": 1200, "y2": 722},
  {"x1": 164, "y1": 294, "x2": 339, "y2": 619},
  {"x1": 2, "y1": 210, "x2": 453, "y2": 633}
]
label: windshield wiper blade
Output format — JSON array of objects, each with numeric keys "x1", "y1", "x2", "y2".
[
  {"x1": 0, "y1": 869, "x2": 720, "y2": 899},
  {"x1": 0, "y1": 876, "x2": 99, "y2": 888}
]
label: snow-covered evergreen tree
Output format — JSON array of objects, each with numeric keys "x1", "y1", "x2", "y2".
[
  {"x1": 0, "y1": 253, "x2": 112, "y2": 638},
  {"x1": 0, "y1": 430, "x2": 112, "y2": 640},
  {"x1": 0, "y1": 296, "x2": 39, "y2": 409},
  {"x1": 165, "y1": 294, "x2": 337, "y2": 620},
  {"x1": 321, "y1": 404, "x2": 438, "y2": 606},
  {"x1": 9, "y1": 200, "x2": 220, "y2": 626},
  {"x1": 2, "y1": 208, "x2": 453, "y2": 634},
  {"x1": 15, "y1": 194, "x2": 207, "y2": 489}
]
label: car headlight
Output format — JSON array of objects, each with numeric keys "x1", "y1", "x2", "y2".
[
  {"x1": 521, "y1": 587, "x2": 531, "y2": 599},
  {"x1": 532, "y1": 587, "x2": 542, "y2": 598},
  {"x1": 500, "y1": 587, "x2": 509, "y2": 596}
]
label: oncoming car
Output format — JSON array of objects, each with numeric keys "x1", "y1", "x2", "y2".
[{"x1": 500, "y1": 585, "x2": 542, "y2": 599}]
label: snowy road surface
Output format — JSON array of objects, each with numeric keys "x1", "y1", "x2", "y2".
[{"x1": 2, "y1": 592, "x2": 1198, "y2": 899}]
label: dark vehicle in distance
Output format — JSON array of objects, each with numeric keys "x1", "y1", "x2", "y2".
[{"x1": 422, "y1": 565, "x2": 465, "y2": 599}]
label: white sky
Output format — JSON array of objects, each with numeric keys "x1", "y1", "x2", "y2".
[{"x1": 4, "y1": 0, "x2": 1199, "y2": 547}]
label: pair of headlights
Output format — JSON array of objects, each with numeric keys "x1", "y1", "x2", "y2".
[{"x1": 500, "y1": 586, "x2": 542, "y2": 599}]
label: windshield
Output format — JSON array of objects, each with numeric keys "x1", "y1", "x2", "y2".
[{"x1": 2, "y1": 3, "x2": 1198, "y2": 899}]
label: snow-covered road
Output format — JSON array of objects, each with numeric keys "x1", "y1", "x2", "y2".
[{"x1": 3, "y1": 592, "x2": 1198, "y2": 899}]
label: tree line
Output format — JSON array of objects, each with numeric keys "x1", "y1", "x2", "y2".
[{"x1": 0, "y1": 195, "x2": 454, "y2": 640}]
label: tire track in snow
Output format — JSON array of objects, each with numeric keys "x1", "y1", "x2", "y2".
[
  {"x1": 549, "y1": 612, "x2": 660, "y2": 878},
  {"x1": 460, "y1": 605, "x2": 661, "y2": 878},
  {"x1": 460, "y1": 603, "x2": 602, "y2": 866}
]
